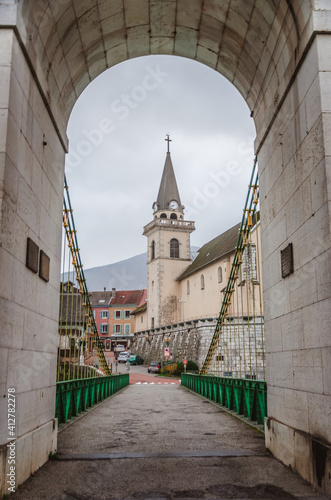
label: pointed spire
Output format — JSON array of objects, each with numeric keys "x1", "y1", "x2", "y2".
[{"x1": 155, "y1": 136, "x2": 182, "y2": 211}]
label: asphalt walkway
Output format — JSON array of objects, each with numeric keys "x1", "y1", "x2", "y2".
[{"x1": 12, "y1": 384, "x2": 330, "y2": 500}]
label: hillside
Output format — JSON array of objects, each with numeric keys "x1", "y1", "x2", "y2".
[{"x1": 65, "y1": 247, "x2": 199, "y2": 292}]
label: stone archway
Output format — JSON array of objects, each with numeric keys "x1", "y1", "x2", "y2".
[{"x1": 0, "y1": 0, "x2": 330, "y2": 493}]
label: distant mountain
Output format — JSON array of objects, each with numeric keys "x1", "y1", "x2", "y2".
[{"x1": 66, "y1": 247, "x2": 199, "y2": 292}]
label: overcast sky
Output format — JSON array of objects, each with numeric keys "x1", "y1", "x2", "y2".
[{"x1": 65, "y1": 55, "x2": 256, "y2": 270}]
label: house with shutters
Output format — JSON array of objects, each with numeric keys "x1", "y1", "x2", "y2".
[{"x1": 90, "y1": 288, "x2": 147, "y2": 351}]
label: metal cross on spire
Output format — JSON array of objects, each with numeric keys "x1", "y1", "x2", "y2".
[{"x1": 165, "y1": 134, "x2": 172, "y2": 153}]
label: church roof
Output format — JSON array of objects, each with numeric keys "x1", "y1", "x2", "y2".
[
  {"x1": 156, "y1": 153, "x2": 182, "y2": 210},
  {"x1": 177, "y1": 221, "x2": 241, "y2": 281}
]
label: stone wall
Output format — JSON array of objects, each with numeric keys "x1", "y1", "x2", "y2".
[{"x1": 131, "y1": 319, "x2": 216, "y2": 368}]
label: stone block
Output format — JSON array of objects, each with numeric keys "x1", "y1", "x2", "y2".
[
  {"x1": 265, "y1": 417, "x2": 295, "y2": 468},
  {"x1": 16, "y1": 386, "x2": 56, "y2": 437},
  {"x1": 23, "y1": 308, "x2": 58, "y2": 354},
  {"x1": 308, "y1": 392, "x2": 331, "y2": 440},
  {"x1": 281, "y1": 309, "x2": 304, "y2": 352},
  {"x1": 17, "y1": 175, "x2": 40, "y2": 236},
  {"x1": 315, "y1": 246, "x2": 331, "y2": 302},
  {"x1": 322, "y1": 347, "x2": 331, "y2": 396},
  {"x1": 283, "y1": 388, "x2": 309, "y2": 433},
  {"x1": 3, "y1": 154, "x2": 19, "y2": 206},
  {"x1": 316, "y1": 33, "x2": 331, "y2": 72},
  {"x1": 266, "y1": 351, "x2": 294, "y2": 389},
  {"x1": 263, "y1": 277, "x2": 291, "y2": 320},
  {"x1": 305, "y1": 74, "x2": 321, "y2": 132},
  {"x1": 303, "y1": 297, "x2": 331, "y2": 349},
  {"x1": 174, "y1": 27, "x2": 199, "y2": 59},
  {"x1": 11, "y1": 257, "x2": 38, "y2": 311},
  {"x1": 289, "y1": 260, "x2": 318, "y2": 311},
  {"x1": 14, "y1": 429, "x2": 33, "y2": 491},
  {"x1": 293, "y1": 348, "x2": 323, "y2": 394},
  {"x1": 285, "y1": 177, "x2": 312, "y2": 238},
  {"x1": 1, "y1": 200, "x2": 28, "y2": 263},
  {"x1": 196, "y1": 46, "x2": 217, "y2": 70},
  {"x1": 0, "y1": 109, "x2": 8, "y2": 153},
  {"x1": 0, "y1": 29, "x2": 14, "y2": 66},
  {"x1": 31, "y1": 419, "x2": 57, "y2": 474},
  {"x1": 0, "y1": 347, "x2": 8, "y2": 396},
  {"x1": 0, "y1": 66, "x2": 10, "y2": 110},
  {"x1": 124, "y1": 0, "x2": 149, "y2": 28},
  {"x1": 295, "y1": 38, "x2": 319, "y2": 107},
  {"x1": 0, "y1": 250, "x2": 14, "y2": 302}
]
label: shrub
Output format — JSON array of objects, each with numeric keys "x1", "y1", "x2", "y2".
[{"x1": 174, "y1": 360, "x2": 199, "y2": 376}]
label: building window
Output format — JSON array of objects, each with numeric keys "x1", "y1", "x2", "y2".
[
  {"x1": 218, "y1": 266, "x2": 222, "y2": 283},
  {"x1": 125, "y1": 310, "x2": 131, "y2": 318},
  {"x1": 151, "y1": 240, "x2": 155, "y2": 260},
  {"x1": 114, "y1": 324, "x2": 122, "y2": 333},
  {"x1": 151, "y1": 317, "x2": 154, "y2": 328},
  {"x1": 170, "y1": 213, "x2": 177, "y2": 220},
  {"x1": 187, "y1": 280, "x2": 190, "y2": 295},
  {"x1": 141, "y1": 316, "x2": 143, "y2": 323},
  {"x1": 201, "y1": 274, "x2": 205, "y2": 290},
  {"x1": 100, "y1": 310, "x2": 109, "y2": 318},
  {"x1": 100, "y1": 324, "x2": 108, "y2": 333},
  {"x1": 170, "y1": 238, "x2": 179, "y2": 258},
  {"x1": 115, "y1": 310, "x2": 121, "y2": 319},
  {"x1": 242, "y1": 243, "x2": 257, "y2": 281},
  {"x1": 124, "y1": 324, "x2": 131, "y2": 334},
  {"x1": 160, "y1": 213, "x2": 167, "y2": 218}
]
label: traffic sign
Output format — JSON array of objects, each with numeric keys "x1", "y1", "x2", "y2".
[{"x1": 183, "y1": 359, "x2": 188, "y2": 365}]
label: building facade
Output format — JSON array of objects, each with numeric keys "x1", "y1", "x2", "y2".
[{"x1": 90, "y1": 288, "x2": 146, "y2": 351}]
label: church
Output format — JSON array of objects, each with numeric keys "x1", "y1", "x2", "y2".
[{"x1": 132, "y1": 137, "x2": 263, "y2": 374}]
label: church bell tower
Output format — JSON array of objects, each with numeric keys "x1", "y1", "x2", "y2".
[{"x1": 143, "y1": 136, "x2": 195, "y2": 329}]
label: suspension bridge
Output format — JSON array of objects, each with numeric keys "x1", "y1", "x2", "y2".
[{"x1": 5, "y1": 157, "x2": 329, "y2": 500}]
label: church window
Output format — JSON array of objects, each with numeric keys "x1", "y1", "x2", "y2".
[
  {"x1": 151, "y1": 240, "x2": 155, "y2": 260},
  {"x1": 201, "y1": 274, "x2": 205, "y2": 290},
  {"x1": 151, "y1": 317, "x2": 155, "y2": 328},
  {"x1": 187, "y1": 280, "x2": 190, "y2": 295},
  {"x1": 170, "y1": 213, "x2": 177, "y2": 220},
  {"x1": 170, "y1": 238, "x2": 179, "y2": 258},
  {"x1": 218, "y1": 266, "x2": 223, "y2": 283},
  {"x1": 160, "y1": 213, "x2": 167, "y2": 218}
]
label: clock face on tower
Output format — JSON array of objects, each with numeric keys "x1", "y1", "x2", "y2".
[{"x1": 169, "y1": 200, "x2": 178, "y2": 210}]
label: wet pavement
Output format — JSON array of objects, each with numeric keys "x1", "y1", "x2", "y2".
[{"x1": 11, "y1": 380, "x2": 330, "y2": 500}]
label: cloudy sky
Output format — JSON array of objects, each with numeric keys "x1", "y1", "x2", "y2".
[{"x1": 65, "y1": 55, "x2": 256, "y2": 270}]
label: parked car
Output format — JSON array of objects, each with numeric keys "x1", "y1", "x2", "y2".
[
  {"x1": 129, "y1": 354, "x2": 144, "y2": 365},
  {"x1": 118, "y1": 352, "x2": 129, "y2": 363},
  {"x1": 148, "y1": 361, "x2": 161, "y2": 373},
  {"x1": 114, "y1": 345, "x2": 125, "y2": 352}
]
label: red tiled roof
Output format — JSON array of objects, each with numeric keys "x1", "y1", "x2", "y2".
[
  {"x1": 136, "y1": 289, "x2": 147, "y2": 307},
  {"x1": 110, "y1": 289, "x2": 146, "y2": 306},
  {"x1": 89, "y1": 291, "x2": 113, "y2": 306}
]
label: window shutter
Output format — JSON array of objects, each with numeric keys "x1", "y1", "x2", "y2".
[
  {"x1": 120, "y1": 325, "x2": 123, "y2": 333},
  {"x1": 113, "y1": 325, "x2": 116, "y2": 333}
]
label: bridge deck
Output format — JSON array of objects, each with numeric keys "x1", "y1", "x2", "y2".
[{"x1": 12, "y1": 384, "x2": 327, "y2": 500}]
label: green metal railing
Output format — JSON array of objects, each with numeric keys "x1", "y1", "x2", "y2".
[
  {"x1": 56, "y1": 374, "x2": 129, "y2": 424},
  {"x1": 181, "y1": 373, "x2": 267, "y2": 426}
]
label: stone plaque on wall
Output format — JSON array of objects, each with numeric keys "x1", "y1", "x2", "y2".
[
  {"x1": 26, "y1": 237, "x2": 39, "y2": 273},
  {"x1": 281, "y1": 243, "x2": 294, "y2": 278},
  {"x1": 39, "y1": 250, "x2": 50, "y2": 282}
]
